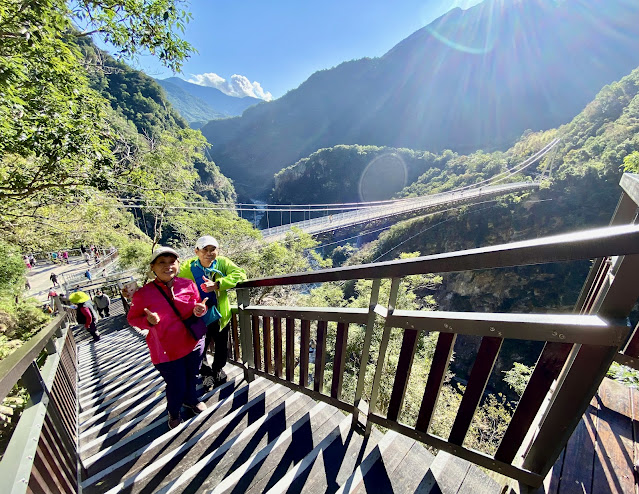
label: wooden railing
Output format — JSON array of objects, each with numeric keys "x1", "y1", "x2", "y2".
[
  {"x1": 0, "y1": 312, "x2": 79, "y2": 494},
  {"x1": 230, "y1": 173, "x2": 639, "y2": 488}
]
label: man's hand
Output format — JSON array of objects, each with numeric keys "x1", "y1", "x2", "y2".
[
  {"x1": 193, "y1": 298, "x2": 209, "y2": 317},
  {"x1": 200, "y1": 275, "x2": 219, "y2": 293},
  {"x1": 144, "y1": 308, "x2": 160, "y2": 325}
]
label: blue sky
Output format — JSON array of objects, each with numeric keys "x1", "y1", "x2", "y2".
[{"x1": 122, "y1": 0, "x2": 482, "y2": 100}]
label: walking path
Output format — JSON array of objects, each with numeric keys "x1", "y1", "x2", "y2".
[{"x1": 24, "y1": 256, "x2": 91, "y2": 303}]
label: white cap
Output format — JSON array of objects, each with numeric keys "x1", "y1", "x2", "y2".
[
  {"x1": 150, "y1": 246, "x2": 179, "y2": 264},
  {"x1": 195, "y1": 236, "x2": 219, "y2": 250}
]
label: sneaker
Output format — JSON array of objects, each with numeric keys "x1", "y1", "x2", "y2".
[
  {"x1": 214, "y1": 369, "x2": 227, "y2": 386},
  {"x1": 184, "y1": 401, "x2": 207, "y2": 414},
  {"x1": 202, "y1": 375, "x2": 216, "y2": 389},
  {"x1": 168, "y1": 414, "x2": 183, "y2": 429}
]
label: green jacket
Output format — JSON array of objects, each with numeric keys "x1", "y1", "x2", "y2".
[{"x1": 178, "y1": 256, "x2": 247, "y2": 329}]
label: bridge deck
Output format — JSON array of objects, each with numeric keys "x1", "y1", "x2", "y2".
[
  {"x1": 533, "y1": 377, "x2": 639, "y2": 494},
  {"x1": 261, "y1": 182, "x2": 539, "y2": 242},
  {"x1": 75, "y1": 309, "x2": 502, "y2": 493}
]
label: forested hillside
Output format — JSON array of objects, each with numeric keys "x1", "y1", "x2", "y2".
[
  {"x1": 202, "y1": 0, "x2": 639, "y2": 198},
  {"x1": 0, "y1": 1, "x2": 318, "y2": 365}
]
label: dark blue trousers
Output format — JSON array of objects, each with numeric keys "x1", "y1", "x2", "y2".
[{"x1": 155, "y1": 347, "x2": 203, "y2": 418}]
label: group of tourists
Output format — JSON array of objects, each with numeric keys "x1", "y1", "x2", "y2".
[{"x1": 125, "y1": 235, "x2": 246, "y2": 429}]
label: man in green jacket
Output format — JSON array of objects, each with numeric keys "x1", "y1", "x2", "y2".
[{"x1": 178, "y1": 235, "x2": 247, "y2": 387}]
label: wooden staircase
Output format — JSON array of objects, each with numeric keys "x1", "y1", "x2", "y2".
[{"x1": 76, "y1": 319, "x2": 500, "y2": 494}]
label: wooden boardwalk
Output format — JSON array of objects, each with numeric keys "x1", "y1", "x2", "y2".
[
  {"x1": 533, "y1": 377, "x2": 639, "y2": 494},
  {"x1": 75, "y1": 315, "x2": 501, "y2": 493}
]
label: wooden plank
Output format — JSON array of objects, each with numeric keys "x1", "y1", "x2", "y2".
[
  {"x1": 231, "y1": 313, "x2": 240, "y2": 360},
  {"x1": 495, "y1": 342, "x2": 573, "y2": 463},
  {"x1": 314, "y1": 320, "x2": 327, "y2": 394},
  {"x1": 532, "y1": 449, "x2": 564, "y2": 494},
  {"x1": 286, "y1": 318, "x2": 295, "y2": 382},
  {"x1": 449, "y1": 336, "x2": 503, "y2": 446},
  {"x1": 555, "y1": 401, "x2": 598, "y2": 494},
  {"x1": 387, "y1": 328, "x2": 420, "y2": 422},
  {"x1": 43, "y1": 415, "x2": 75, "y2": 483},
  {"x1": 32, "y1": 442, "x2": 67, "y2": 494},
  {"x1": 241, "y1": 408, "x2": 345, "y2": 494},
  {"x1": 331, "y1": 323, "x2": 348, "y2": 400},
  {"x1": 299, "y1": 319, "x2": 310, "y2": 387},
  {"x1": 41, "y1": 417, "x2": 76, "y2": 490},
  {"x1": 273, "y1": 317, "x2": 282, "y2": 378},
  {"x1": 252, "y1": 315, "x2": 262, "y2": 372},
  {"x1": 186, "y1": 393, "x2": 316, "y2": 493},
  {"x1": 592, "y1": 378, "x2": 635, "y2": 494},
  {"x1": 523, "y1": 345, "x2": 618, "y2": 476},
  {"x1": 387, "y1": 441, "x2": 436, "y2": 493},
  {"x1": 420, "y1": 451, "x2": 472, "y2": 494},
  {"x1": 263, "y1": 317, "x2": 272, "y2": 374},
  {"x1": 351, "y1": 433, "x2": 417, "y2": 494},
  {"x1": 416, "y1": 332, "x2": 456, "y2": 433}
]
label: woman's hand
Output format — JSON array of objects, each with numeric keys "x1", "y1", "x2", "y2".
[
  {"x1": 193, "y1": 298, "x2": 209, "y2": 317},
  {"x1": 200, "y1": 275, "x2": 219, "y2": 293},
  {"x1": 144, "y1": 308, "x2": 160, "y2": 325}
]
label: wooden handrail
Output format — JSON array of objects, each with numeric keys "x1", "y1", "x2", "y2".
[
  {"x1": 238, "y1": 223, "x2": 639, "y2": 287},
  {"x1": 229, "y1": 175, "x2": 639, "y2": 488}
]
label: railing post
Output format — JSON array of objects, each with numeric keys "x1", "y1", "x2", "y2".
[
  {"x1": 521, "y1": 252, "x2": 639, "y2": 479},
  {"x1": 352, "y1": 278, "x2": 380, "y2": 430},
  {"x1": 366, "y1": 278, "x2": 400, "y2": 436},
  {"x1": 236, "y1": 288, "x2": 255, "y2": 382}
]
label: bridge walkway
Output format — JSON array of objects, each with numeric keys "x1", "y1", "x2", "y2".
[
  {"x1": 75, "y1": 309, "x2": 500, "y2": 493},
  {"x1": 261, "y1": 182, "x2": 539, "y2": 242}
]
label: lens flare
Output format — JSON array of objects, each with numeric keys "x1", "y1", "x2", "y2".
[{"x1": 358, "y1": 153, "x2": 408, "y2": 202}]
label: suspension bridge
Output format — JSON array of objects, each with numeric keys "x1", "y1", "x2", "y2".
[
  {"x1": 258, "y1": 138, "x2": 559, "y2": 241},
  {"x1": 114, "y1": 138, "x2": 559, "y2": 243}
]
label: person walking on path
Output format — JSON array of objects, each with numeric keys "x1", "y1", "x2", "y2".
[
  {"x1": 178, "y1": 235, "x2": 247, "y2": 388},
  {"x1": 70, "y1": 291, "x2": 100, "y2": 341},
  {"x1": 85, "y1": 269, "x2": 92, "y2": 281},
  {"x1": 93, "y1": 290, "x2": 111, "y2": 318},
  {"x1": 127, "y1": 246, "x2": 209, "y2": 429},
  {"x1": 50, "y1": 272, "x2": 59, "y2": 287}
]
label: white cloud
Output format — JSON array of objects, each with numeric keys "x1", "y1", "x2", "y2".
[{"x1": 187, "y1": 72, "x2": 273, "y2": 101}]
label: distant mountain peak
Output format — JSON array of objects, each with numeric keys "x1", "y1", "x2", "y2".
[{"x1": 155, "y1": 77, "x2": 262, "y2": 125}]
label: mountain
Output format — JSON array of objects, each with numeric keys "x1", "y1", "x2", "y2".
[
  {"x1": 155, "y1": 79, "x2": 226, "y2": 126},
  {"x1": 200, "y1": 0, "x2": 639, "y2": 199},
  {"x1": 156, "y1": 77, "x2": 262, "y2": 124}
]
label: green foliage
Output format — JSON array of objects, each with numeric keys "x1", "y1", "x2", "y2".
[
  {"x1": 71, "y1": 0, "x2": 194, "y2": 72},
  {"x1": 0, "y1": 241, "x2": 26, "y2": 292},
  {"x1": 623, "y1": 151, "x2": 639, "y2": 173},
  {"x1": 272, "y1": 145, "x2": 455, "y2": 205},
  {"x1": 607, "y1": 362, "x2": 639, "y2": 387},
  {"x1": 0, "y1": 241, "x2": 48, "y2": 363},
  {"x1": 503, "y1": 362, "x2": 533, "y2": 397}
]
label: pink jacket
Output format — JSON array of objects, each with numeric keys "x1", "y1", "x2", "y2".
[
  {"x1": 80, "y1": 306, "x2": 93, "y2": 328},
  {"x1": 127, "y1": 277, "x2": 202, "y2": 364}
]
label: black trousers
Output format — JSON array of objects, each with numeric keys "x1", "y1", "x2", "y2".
[
  {"x1": 97, "y1": 307, "x2": 110, "y2": 318},
  {"x1": 201, "y1": 320, "x2": 230, "y2": 374}
]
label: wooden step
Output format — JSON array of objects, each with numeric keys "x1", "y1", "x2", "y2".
[
  {"x1": 416, "y1": 451, "x2": 501, "y2": 494},
  {"x1": 74, "y1": 323, "x2": 493, "y2": 493}
]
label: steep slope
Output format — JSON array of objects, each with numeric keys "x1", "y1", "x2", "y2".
[
  {"x1": 155, "y1": 79, "x2": 226, "y2": 124},
  {"x1": 201, "y1": 0, "x2": 639, "y2": 198}
]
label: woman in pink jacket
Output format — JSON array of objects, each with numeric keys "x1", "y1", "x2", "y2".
[{"x1": 127, "y1": 246, "x2": 209, "y2": 429}]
